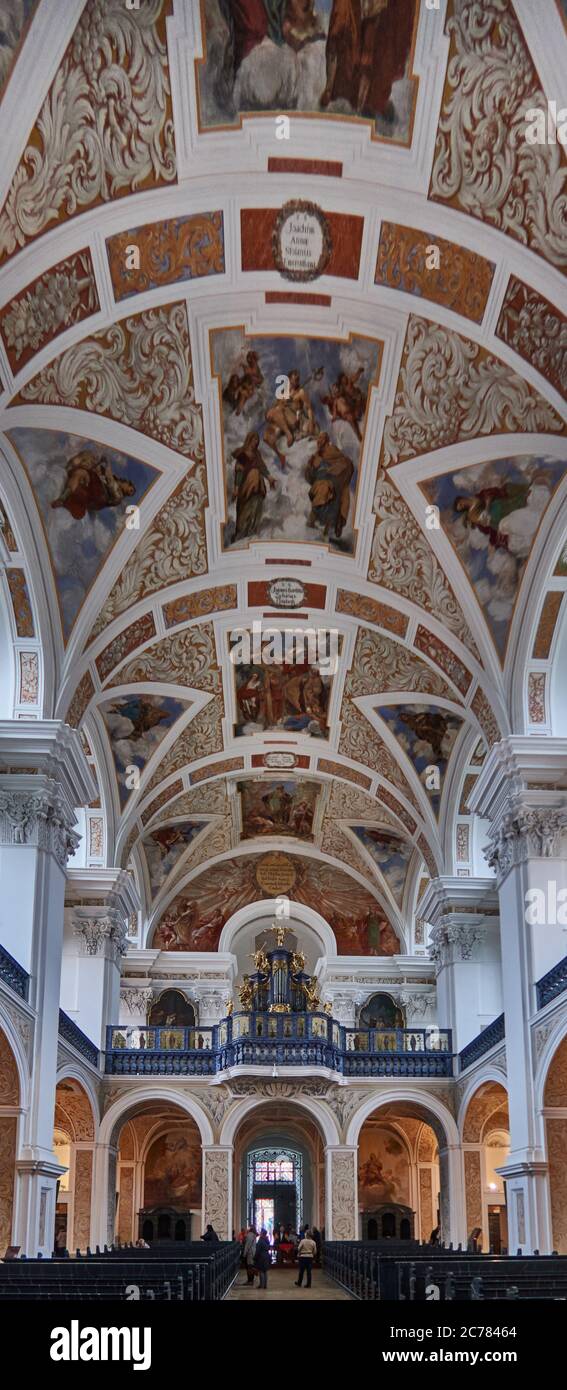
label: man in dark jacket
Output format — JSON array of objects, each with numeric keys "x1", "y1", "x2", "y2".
[
  {"x1": 202, "y1": 1224, "x2": 220, "y2": 1243},
  {"x1": 255, "y1": 1227, "x2": 271, "y2": 1289}
]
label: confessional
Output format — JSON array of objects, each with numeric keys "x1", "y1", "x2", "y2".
[
  {"x1": 138, "y1": 1206, "x2": 192, "y2": 1242},
  {"x1": 361, "y1": 1203, "x2": 415, "y2": 1241}
]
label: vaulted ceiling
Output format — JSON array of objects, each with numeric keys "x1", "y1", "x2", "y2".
[{"x1": 0, "y1": 0, "x2": 566, "y2": 955}]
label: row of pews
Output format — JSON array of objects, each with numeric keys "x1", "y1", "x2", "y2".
[
  {"x1": 0, "y1": 1241, "x2": 240, "y2": 1301},
  {"x1": 323, "y1": 1241, "x2": 567, "y2": 1301}
]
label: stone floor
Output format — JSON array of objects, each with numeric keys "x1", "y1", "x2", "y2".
[{"x1": 225, "y1": 1266, "x2": 352, "y2": 1301}]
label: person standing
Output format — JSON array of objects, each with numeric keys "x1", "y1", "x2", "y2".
[
  {"x1": 255, "y1": 1227, "x2": 271, "y2": 1290},
  {"x1": 295, "y1": 1227, "x2": 317, "y2": 1288},
  {"x1": 243, "y1": 1226, "x2": 258, "y2": 1284}
]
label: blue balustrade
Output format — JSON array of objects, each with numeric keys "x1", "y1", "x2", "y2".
[
  {"x1": 459, "y1": 1014, "x2": 505, "y2": 1071},
  {"x1": 59, "y1": 1010, "x2": 99, "y2": 1068},
  {"x1": 0, "y1": 942, "x2": 29, "y2": 1000},
  {"x1": 536, "y1": 953, "x2": 567, "y2": 1010},
  {"x1": 105, "y1": 1014, "x2": 453, "y2": 1076}
]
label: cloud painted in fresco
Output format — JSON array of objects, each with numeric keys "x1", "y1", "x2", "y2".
[
  {"x1": 99, "y1": 694, "x2": 189, "y2": 807},
  {"x1": 377, "y1": 704, "x2": 463, "y2": 815},
  {"x1": 352, "y1": 827, "x2": 414, "y2": 906},
  {"x1": 142, "y1": 821, "x2": 207, "y2": 895},
  {"x1": 7, "y1": 428, "x2": 157, "y2": 639},
  {"x1": 422, "y1": 455, "x2": 567, "y2": 656}
]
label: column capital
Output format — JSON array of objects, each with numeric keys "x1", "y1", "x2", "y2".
[
  {"x1": 420, "y1": 877, "x2": 499, "y2": 972},
  {"x1": 469, "y1": 736, "x2": 567, "y2": 882},
  {"x1": 120, "y1": 986, "x2": 154, "y2": 1016},
  {"x1": 73, "y1": 913, "x2": 129, "y2": 962},
  {"x1": 0, "y1": 720, "x2": 96, "y2": 864}
]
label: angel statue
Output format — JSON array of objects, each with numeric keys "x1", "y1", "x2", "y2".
[
  {"x1": 238, "y1": 975, "x2": 254, "y2": 1009},
  {"x1": 291, "y1": 949, "x2": 306, "y2": 975},
  {"x1": 253, "y1": 947, "x2": 270, "y2": 976},
  {"x1": 303, "y1": 978, "x2": 320, "y2": 1011}
]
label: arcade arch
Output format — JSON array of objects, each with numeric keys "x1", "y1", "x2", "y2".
[
  {"x1": 347, "y1": 1093, "x2": 462, "y2": 1245},
  {"x1": 53, "y1": 1077, "x2": 96, "y2": 1253},
  {"x1": 543, "y1": 1035, "x2": 567, "y2": 1254},
  {"x1": 460, "y1": 1080, "x2": 510, "y2": 1254},
  {"x1": 0, "y1": 1026, "x2": 20, "y2": 1254}
]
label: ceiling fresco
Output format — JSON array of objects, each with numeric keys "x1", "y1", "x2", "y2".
[
  {"x1": 196, "y1": 0, "x2": 419, "y2": 140},
  {"x1": 213, "y1": 327, "x2": 381, "y2": 553},
  {"x1": 0, "y1": 0, "x2": 566, "y2": 955}
]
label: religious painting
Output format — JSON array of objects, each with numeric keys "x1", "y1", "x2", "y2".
[
  {"x1": 352, "y1": 828, "x2": 414, "y2": 905},
  {"x1": 99, "y1": 695, "x2": 190, "y2": 807},
  {"x1": 238, "y1": 778, "x2": 320, "y2": 838},
  {"x1": 233, "y1": 653, "x2": 332, "y2": 738},
  {"x1": 196, "y1": 1, "x2": 418, "y2": 143},
  {"x1": 148, "y1": 991, "x2": 196, "y2": 1028},
  {"x1": 359, "y1": 993, "x2": 404, "y2": 1029},
  {"x1": 358, "y1": 1128, "x2": 410, "y2": 1209},
  {"x1": 151, "y1": 850, "x2": 401, "y2": 955},
  {"x1": 6, "y1": 428, "x2": 157, "y2": 640},
  {"x1": 421, "y1": 456, "x2": 567, "y2": 658},
  {"x1": 212, "y1": 328, "x2": 381, "y2": 553},
  {"x1": 144, "y1": 1130, "x2": 202, "y2": 1209},
  {"x1": 142, "y1": 822, "x2": 207, "y2": 894},
  {"x1": 377, "y1": 703, "x2": 463, "y2": 814}
]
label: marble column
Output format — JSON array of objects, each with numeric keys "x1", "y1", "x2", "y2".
[
  {"x1": 470, "y1": 736, "x2": 567, "y2": 1253},
  {"x1": 0, "y1": 720, "x2": 95, "y2": 1255},
  {"x1": 64, "y1": 868, "x2": 140, "y2": 1050},
  {"x1": 326, "y1": 1145, "x2": 358, "y2": 1239}
]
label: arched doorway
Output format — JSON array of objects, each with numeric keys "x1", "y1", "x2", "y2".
[
  {"x1": 114, "y1": 1102, "x2": 203, "y2": 1244},
  {"x1": 357, "y1": 1104, "x2": 439, "y2": 1242},
  {"x1": 461, "y1": 1081, "x2": 510, "y2": 1254},
  {"x1": 53, "y1": 1078, "x2": 96, "y2": 1253},
  {"x1": 543, "y1": 1035, "x2": 567, "y2": 1253},
  {"x1": 0, "y1": 1026, "x2": 19, "y2": 1255},
  {"x1": 348, "y1": 1094, "x2": 460, "y2": 1244},
  {"x1": 232, "y1": 1103, "x2": 326, "y2": 1238}
]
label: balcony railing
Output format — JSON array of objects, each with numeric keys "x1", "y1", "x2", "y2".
[
  {"x1": 105, "y1": 1015, "x2": 453, "y2": 1077},
  {"x1": 0, "y1": 942, "x2": 29, "y2": 1001},
  {"x1": 536, "y1": 953, "x2": 567, "y2": 1010},
  {"x1": 459, "y1": 1014, "x2": 505, "y2": 1071},
  {"x1": 59, "y1": 1010, "x2": 100, "y2": 1068}
]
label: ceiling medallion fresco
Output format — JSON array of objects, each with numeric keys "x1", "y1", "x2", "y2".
[
  {"x1": 238, "y1": 776, "x2": 320, "y2": 840},
  {"x1": 151, "y1": 850, "x2": 401, "y2": 957},
  {"x1": 0, "y1": 0, "x2": 177, "y2": 264},
  {"x1": 422, "y1": 455, "x2": 567, "y2": 659},
  {"x1": 196, "y1": 0, "x2": 418, "y2": 142},
  {"x1": 6, "y1": 427, "x2": 158, "y2": 642},
  {"x1": 213, "y1": 328, "x2": 381, "y2": 554}
]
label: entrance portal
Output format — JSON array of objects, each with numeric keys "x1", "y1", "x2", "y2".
[{"x1": 248, "y1": 1149, "x2": 302, "y2": 1235}]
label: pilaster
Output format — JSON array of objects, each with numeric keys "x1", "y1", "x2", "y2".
[
  {"x1": 0, "y1": 721, "x2": 95, "y2": 1256},
  {"x1": 64, "y1": 868, "x2": 140, "y2": 1049},
  {"x1": 420, "y1": 877, "x2": 501, "y2": 1051}
]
